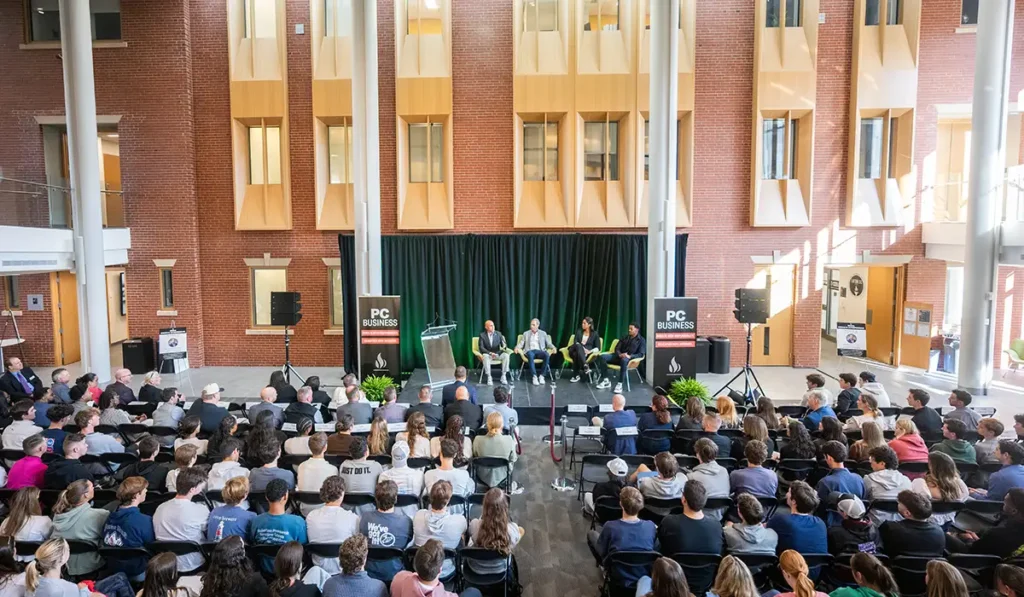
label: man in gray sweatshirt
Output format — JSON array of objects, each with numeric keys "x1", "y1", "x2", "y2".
[
  {"x1": 863, "y1": 445, "x2": 911, "y2": 525},
  {"x1": 723, "y1": 493, "x2": 778, "y2": 554},
  {"x1": 412, "y1": 480, "x2": 467, "y2": 580}
]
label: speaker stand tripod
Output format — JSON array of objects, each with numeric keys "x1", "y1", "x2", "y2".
[
  {"x1": 714, "y1": 322, "x2": 765, "y2": 406},
  {"x1": 280, "y1": 326, "x2": 306, "y2": 386}
]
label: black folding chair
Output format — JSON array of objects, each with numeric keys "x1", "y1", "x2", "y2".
[
  {"x1": 368, "y1": 454, "x2": 392, "y2": 467},
  {"x1": 246, "y1": 543, "x2": 285, "y2": 578},
  {"x1": 0, "y1": 449, "x2": 24, "y2": 469},
  {"x1": 777, "y1": 406, "x2": 806, "y2": 418},
  {"x1": 98, "y1": 545, "x2": 151, "y2": 575},
  {"x1": 893, "y1": 555, "x2": 943, "y2": 597},
  {"x1": 946, "y1": 553, "x2": 1000, "y2": 588},
  {"x1": 342, "y1": 493, "x2": 376, "y2": 510},
  {"x1": 404, "y1": 545, "x2": 459, "y2": 583},
  {"x1": 639, "y1": 497, "x2": 683, "y2": 525},
  {"x1": 278, "y1": 453, "x2": 310, "y2": 471},
  {"x1": 570, "y1": 423, "x2": 605, "y2": 469},
  {"x1": 117, "y1": 423, "x2": 151, "y2": 443},
  {"x1": 145, "y1": 541, "x2": 207, "y2": 573},
  {"x1": 715, "y1": 457, "x2": 738, "y2": 472},
  {"x1": 897, "y1": 461, "x2": 930, "y2": 476},
  {"x1": 578, "y1": 454, "x2": 617, "y2": 500},
  {"x1": 777, "y1": 459, "x2": 817, "y2": 486},
  {"x1": 472, "y1": 456, "x2": 513, "y2": 493},
  {"x1": 366, "y1": 546, "x2": 406, "y2": 583},
  {"x1": 408, "y1": 457, "x2": 433, "y2": 469},
  {"x1": 591, "y1": 497, "x2": 623, "y2": 531},
  {"x1": 732, "y1": 553, "x2": 777, "y2": 592},
  {"x1": 460, "y1": 547, "x2": 515, "y2": 597},
  {"x1": 638, "y1": 430, "x2": 673, "y2": 455},
  {"x1": 95, "y1": 424, "x2": 121, "y2": 436},
  {"x1": 14, "y1": 541, "x2": 42, "y2": 558},
  {"x1": 671, "y1": 553, "x2": 720, "y2": 596},
  {"x1": 601, "y1": 550, "x2": 661, "y2": 597}
]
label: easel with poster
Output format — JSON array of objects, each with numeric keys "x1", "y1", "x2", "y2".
[
  {"x1": 158, "y1": 325, "x2": 195, "y2": 397},
  {"x1": 900, "y1": 302, "x2": 933, "y2": 369}
]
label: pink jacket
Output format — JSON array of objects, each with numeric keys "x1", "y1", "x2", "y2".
[
  {"x1": 889, "y1": 434, "x2": 930, "y2": 463},
  {"x1": 6, "y1": 455, "x2": 47, "y2": 490},
  {"x1": 389, "y1": 571, "x2": 458, "y2": 597}
]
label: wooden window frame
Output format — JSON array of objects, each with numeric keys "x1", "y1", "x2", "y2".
[
  {"x1": 3, "y1": 276, "x2": 20, "y2": 310},
  {"x1": 250, "y1": 267, "x2": 288, "y2": 328},
  {"x1": 159, "y1": 268, "x2": 174, "y2": 310},
  {"x1": 408, "y1": 121, "x2": 444, "y2": 183},
  {"x1": 583, "y1": 117, "x2": 619, "y2": 182}
]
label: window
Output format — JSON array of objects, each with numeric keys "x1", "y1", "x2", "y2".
[
  {"x1": 887, "y1": 117, "x2": 899, "y2": 178},
  {"x1": 859, "y1": 117, "x2": 884, "y2": 179},
  {"x1": 248, "y1": 124, "x2": 282, "y2": 185},
  {"x1": 524, "y1": 0, "x2": 557, "y2": 32},
  {"x1": 583, "y1": 0, "x2": 619, "y2": 31},
  {"x1": 583, "y1": 121, "x2": 619, "y2": 182},
  {"x1": 3, "y1": 277, "x2": 19, "y2": 310},
  {"x1": 251, "y1": 268, "x2": 287, "y2": 326},
  {"x1": 329, "y1": 268, "x2": 344, "y2": 328},
  {"x1": 328, "y1": 124, "x2": 353, "y2": 184},
  {"x1": 785, "y1": 0, "x2": 801, "y2": 26},
  {"x1": 159, "y1": 269, "x2": 174, "y2": 309},
  {"x1": 523, "y1": 121, "x2": 558, "y2": 181},
  {"x1": 406, "y1": 0, "x2": 443, "y2": 36},
  {"x1": 865, "y1": 0, "x2": 900, "y2": 25},
  {"x1": 27, "y1": 0, "x2": 121, "y2": 42},
  {"x1": 243, "y1": 0, "x2": 277, "y2": 38},
  {"x1": 943, "y1": 266, "x2": 964, "y2": 332},
  {"x1": 643, "y1": 119, "x2": 681, "y2": 181},
  {"x1": 961, "y1": 0, "x2": 978, "y2": 25},
  {"x1": 762, "y1": 118, "x2": 797, "y2": 180},
  {"x1": 766, "y1": 0, "x2": 800, "y2": 27},
  {"x1": 324, "y1": 0, "x2": 352, "y2": 37},
  {"x1": 408, "y1": 123, "x2": 443, "y2": 183}
]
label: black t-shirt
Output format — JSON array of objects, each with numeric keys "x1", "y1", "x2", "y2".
[
  {"x1": 879, "y1": 519, "x2": 945, "y2": 559},
  {"x1": 277, "y1": 581, "x2": 321, "y2": 597},
  {"x1": 592, "y1": 479, "x2": 626, "y2": 505},
  {"x1": 656, "y1": 514, "x2": 723, "y2": 592},
  {"x1": 912, "y1": 407, "x2": 944, "y2": 435},
  {"x1": 406, "y1": 402, "x2": 444, "y2": 428}
]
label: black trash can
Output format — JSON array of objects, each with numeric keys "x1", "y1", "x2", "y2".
[
  {"x1": 708, "y1": 336, "x2": 731, "y2": 374},
  {"x1": 695, "y1": 336, "x2": 710, "y2": 374},
  {"x1": 122, "y1": 337, "x2": 155, "y2": 374}
]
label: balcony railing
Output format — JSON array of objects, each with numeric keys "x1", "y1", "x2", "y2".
[
  {"x1": 0, "y1": 176, "x2": 124, "y2": 229},
  {"x1": 931, "y1": 165, "x2": 1024, "y2": 224}
]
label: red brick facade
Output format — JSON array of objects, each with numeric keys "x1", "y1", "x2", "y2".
[{"x1": 2, "y1": 0, "x2": 1022, "y2": 370}]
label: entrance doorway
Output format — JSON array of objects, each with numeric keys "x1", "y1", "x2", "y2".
[
  {"x1": 751, "y1": 264, "x2": 795, "y2": 366},
  {"x1": 50, "y1": 271, "x2": 80, "y2": 365}
]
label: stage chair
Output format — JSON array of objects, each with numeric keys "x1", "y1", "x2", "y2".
[
  {"x1": 472, "y1": 337, "x2": 513, "y2": 384},
  {"x1": 558, "y1": 335, "x2": 604, "y2": 381},
  {"x1": 601, "y1": 339, "x2": 645, "y2": 392},
  {"x1": 515, "y1": 334, "x2": 557, "y2": 380}
]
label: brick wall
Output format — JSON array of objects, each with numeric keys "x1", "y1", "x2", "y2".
[{"x1": 3, "y1": 0, "x2": 1022, "y2": 372}]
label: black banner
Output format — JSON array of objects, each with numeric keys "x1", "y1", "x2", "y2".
[
  {"x1": 653, "y1": 297, "x2": 698, "y2": 389},
  {"x1": 358, "y1": 296, "x2": 402, "y2": 381}
]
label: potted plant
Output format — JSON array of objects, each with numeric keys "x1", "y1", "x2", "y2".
[
  {"x1": 667, "y1": 377, "x2": 711, "y2": 408},
  {"x1": 360, "y1": 374, "x2": 395, "y2": 404}
]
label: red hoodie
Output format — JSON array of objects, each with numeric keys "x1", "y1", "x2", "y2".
[
  {"x1": 390, "y1": 571, "x2": 459, "y2": 597},
  {"x1": 889, "y1": 434, "x2": 929, "y2": 463}
]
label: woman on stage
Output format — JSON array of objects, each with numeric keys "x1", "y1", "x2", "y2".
[{"x1": 568, "y1": 317, "x2": 601, "y2": 383}]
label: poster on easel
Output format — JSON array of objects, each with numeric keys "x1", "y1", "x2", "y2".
[{"x1": 158, "y1": 328, "x2": 190, "y2": 373}]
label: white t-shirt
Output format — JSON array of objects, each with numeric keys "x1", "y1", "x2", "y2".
[
  {"x1": 395, "y1": 434, "x2": 431, "y2": 459},
  {"x1": 153, "y1": 498, "x2": 210, "y2": 572},
  {"x1": 306, "y1": 506, "x2": 359, "y2": 574},
  {"x1": 423, "y1": 468, "x2": 474, "y2": 497},
  {"x1": 2, "y1": 421, "x2": 42, "y2": 451},
  {"x1": 1, "y1": 515, "x2": 53, "y2": 561},
  {"x1": 284, "y1": 437, "x2": 312, "y2": 456},
  {"x1": 380, "y1": 466, "x2": 425, "y2": 497},
  {"x1": 528, "y1": 335, "x2": 540, "y2": 351},
  {"x1": 297, "y1": 459, "x2": 339, "y2": 493},
  {"x1": 0, "y1": 572, "x2": 25, "y2": 597},
  {"x1": 174, "y1": 437, "x2": 209, "y2": 456}
]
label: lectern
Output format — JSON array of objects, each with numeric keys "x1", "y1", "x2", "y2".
[{"x1": 421, "y1": 323, "x2": 458, "y2": 388}]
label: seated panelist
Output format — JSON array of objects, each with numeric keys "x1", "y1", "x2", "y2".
[
  {"x1": 595, "y1": 322, "x2": 646, "y2": 394},
  {"x1": 568, "y1": 316, "x2": 601, "y2": 383},
  {"x1": 515, "y1": 318, "x2": 555, "y2": 386},
  {"x1": 478, "y1": 320, "x2": 510, "y2": 387}
]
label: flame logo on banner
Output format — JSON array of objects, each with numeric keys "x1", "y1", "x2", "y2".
[
  {"x1": 668, "y1": 356, "x2": 681, "y2": 374},
  {"x1": 375, "y1": 353, "x2": 387, "y2": 369}
]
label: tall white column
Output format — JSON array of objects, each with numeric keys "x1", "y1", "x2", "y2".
[
  {"x1": 352, "y1": 0, "x2": 383, "y2": 297},
  {"x1": 959, "y1": 0, "x2": 1015, "y2": 393},
  {"x1": 59, "y1": 0, "x2": 111, "y2": 381},
  {"x1": 645, "y1": 0, "x2": 680, "y2": 383}
]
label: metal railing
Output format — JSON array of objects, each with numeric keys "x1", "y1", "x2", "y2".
[{"x1": 0, "y1": 176, "x2": 124, "y2": 229}]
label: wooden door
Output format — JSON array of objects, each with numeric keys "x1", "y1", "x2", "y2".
[
  {"x1": 50, "y1": 271, "x2": 80, "y2": 365},
  {"x1": 866, "y1": 266, "x2": 897, "y2": 365},
  {"x1": 751, "y1": 265, "x2": 795, "y2": 366},
  {"x1": 935, "y1": 121, "x2": 971, "y2": 221}
]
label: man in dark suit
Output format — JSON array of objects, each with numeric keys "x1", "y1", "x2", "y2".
[
  {"x1": 406, "y1": 385, "x2": 443, "y2": 428},
  {"x1": 478, "y1": 320, "x2": 510, "y2": 386},
  {"x1": 105, "y1": 368, "x2": 137, "y2": 406},
  {"x1": 443, "y1": 386, "x2": 483, "y2": 430},
  {"x1": 0, "y1": 357, "x2": 43, "y2": 401},
  {"x1": 441, "y1": 366, "x2": 477, "y2": 407}
]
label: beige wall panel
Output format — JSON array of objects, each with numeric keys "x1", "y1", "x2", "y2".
[
  {"x1": 399, "y1": 183, "x2": 454, "y2": 230},
  {"x1": 230, "y1": 80, "x2": 287, "y2": 119},
  {"x1": 575, "y1": 75, "x2": 633, "y2": 112},
  {"x1": 577, "y1": 181, "x2": 631, "y2": 228},
  {"x1": 106, "y1": 269, "x2": 128, "y2": 345},
  {"x1": 314, "y1": 36, "x2": 353, "y2": 80},
  {"x1": 757, "y1": 74, "x2": 816, "y2": 112},
  {"x1": 313, "y1": 79, "x2": 353, "y2": 117},
  {"x1": 396, "y1": 77, "x2": 453, "y2": 116},
  {"x1": 514, "y1": 76, "x2": 574, "y2": 113}
]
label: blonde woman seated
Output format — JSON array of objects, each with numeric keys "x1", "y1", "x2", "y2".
[
  {"x1": 473, "y1": 412, "x2": 518, "y2": 491},
  {"x1": 910, "y1": 451, "x2": 969, "y2": 527},
  {"x1": 396, "y1": 411, "x2": 432, "y2": 458},
  {"x1": 0, "y1": 487, "x2": 52, "y2": 561},
  {"x1": 24, "y1": 538, "x2": 106, "y2": 597},
  {"x1": 848, "y1": 421, "x2": 887, "y2": 462},
  {"x1": 716, "y1": 397, "x2": 741, "y2": 430},
  {"x1": 707, "y1": 555, "x2": 759, "y2": 597},
  {"x1": 774, "y1": 550, "x2": 830, "y2": 597},
  {"x1": 843, "y1": 394, "x2": 892, "y2": 432}
]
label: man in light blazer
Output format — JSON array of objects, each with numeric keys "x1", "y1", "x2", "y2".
[
  {"x1": 478, "y1": 320, "x2": 510, "y2": 386},
  {"x1": 515, "y1": 318, "x2": 556, "y2": 386}
]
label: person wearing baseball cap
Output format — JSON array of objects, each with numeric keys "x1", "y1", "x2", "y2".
[
  {"x1": 584, "y1": 457, "x2": 628, "y2": 516},
  {"x1": 187, "y1": 383, "x2": 229, "y2": 434},
  {"x1": 826, "y1": 493, "x2": 879, "y2": 556}
]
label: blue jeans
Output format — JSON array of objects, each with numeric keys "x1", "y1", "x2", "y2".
[
  {"x1": 598, "y1": 354, "x2": 631, "y2": 384},
  {"x1": 524, "y1": 349, "x2": 550, "y2": 377},
  {"x1": 95, "y1": 572, "x2": 134, "y2": 597}
]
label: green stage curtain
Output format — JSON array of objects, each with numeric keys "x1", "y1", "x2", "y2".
[{"x1": 338, "y1": 234, "x2": 688, "y2": 376}]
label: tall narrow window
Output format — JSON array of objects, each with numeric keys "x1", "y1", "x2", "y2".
[
  {"x1": 243, "y1": 0, "x2": 277, "y2": 38},
  {"x1": 961, "y1": 0, "x2": 979, "y2": 25},
  {"x1": 248, "y1": 124, "x2": 282, "y2": 185},
  {"x1": 251, "y1": 268, "x2": 287, "y2": 326},
  {"x1": 408, "y1": 123, "x2": 444, "y2": 183},
  {"x1": 329, "y1": 268, "x2": 344, "y2": 328},
  {"x1": 407, "y1": 0, "x2": 443, "y2": 36},
  {"x1": 766, "y1": 0, "x2": 780, "y2": 27},
  {"x1": 328, "y1": 124, "x2": 353, "y2": 184},
  {"x1": 789, "y1": 119, "x2": 799, "y2": 179},
  {"x1": 583, "y1": 0, "x2": 619, "y2": 31},
  {"x1": 887, "y1": 117, "x2": 899, "y2": 179},
  {"x1": 859, "y1": 117, "x2": 884, "y2": 179},
  {"x1": 324, "y1": 0, "x2": 352, "y2": 36},
  {"x1": 583, "y1": 121, "x2": 619, "y2": 182},
  {"x1": 864, "y1": 0, "x2": 888, "y2": 25},
  {"x1": 763, "y1": 119, "x2": 785, "y2": 179},
  {"x1": 523, "y1": 121, "x2": 558, "y2": 181},
  {"x1": 3, "y1": 277, "x2": 20, "y2": 310},
  {"x1": 27, "y1": 0, "x2": 121, "y2": 42},
  {"x1": 524, "y1": 0, "x2": 558, "y2": 32},
  {"x1": 159, "y1": 269, "x2": 174, "y2": 309},
  {"x1": 886, "y1": 0, "x2": 901, "y2": 24},
  {"x1": 785, "y1": 0, "x2": 801, "y2": 26}
]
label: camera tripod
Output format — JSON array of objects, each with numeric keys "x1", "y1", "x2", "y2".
[{"x1": 714, "y1": 322, "x2": 765, "y2": 406}]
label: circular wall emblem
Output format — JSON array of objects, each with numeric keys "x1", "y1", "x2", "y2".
[{"x1": 849, "y1": 275, "x2": 864, "y2": 296}]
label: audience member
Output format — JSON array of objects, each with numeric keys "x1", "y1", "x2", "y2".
[
  {"x1": 780, "y1": 422, "x2": 816, "y2": 460},
  {"x1": 844, "y1": 394, "x2": 890, "y2": 431},
  {"x1": 32, "y1": 386, "x2": 54, "y2": 428},
  {"x1": 656, "y1": 479, "x2": 724, "y2": 593},
  {"x1": 814, "y1": 417, "x2": 849, "y2": 456},
  {"x1": 473, "y1": 412, "x2": 518, "y2": 490},
  {"x1": 969, "y1": 440, "x2": 1024, "y2": 501},
  {"x1": 406, "y1": 385, "x2": 443, "y2": 428},
  {"x1": 51, "y1": 479, "x2": 108, "y2": 577},
  {"x1": 105, "y1": 368, "x2": 136, "y2": 404},
  {"x1": 816, "y1": 441, "x2": 865, "y2": 523},
  {"x1": 208, "y1": 476, "x2": 256, "y2": 541},
  {"x1": 723, "y1": 492, "x2": 777, "y2": 554},
  {"x1": 729, "y1": 440, "x2": 777, "y2": 497},
  {"x1": 41, "y1": 403, "x2": 72, "y2": 456},
  {"x1": 827, "y1": 552, "x2": 898, "y2": 597},
  {"x1": 976, "y1": 418, "x2": 1005, "y2": 463},
  {"x1": 467, "y1": 488, "x2": 523, "y2": 576},
  {"x1": 337, "y1": 386, "x2": 373, "y2": 425},
  {"x1": 375, "y1": 387, "x2": 405, "y2": 424},
  {"x1": 637, "y1": 394, "x2": 673, "y2": 455},
  {"x1": 50, "y1": 367, "x2": 72, "y2": 405},
  {"x1": 268, "y1": 371, "x2": 297, "y2": 403},
  {"x1": 688, "y1": 414, "x2": 732, "y2": 457},
  {"x1": 396, "y1": 411, "x2": 432, "y2": 458},
  {"x1": 326, "y1": 414, "x2": 356, "y2": 456},
  {"x1": 165, "y1": 443, "x2": 198, "y2": 493},
  {"x1": 248, "y1": 443, "x2": 296, "y2": 492},
  {"x1": 153, "y1": 467, "x2": 210, "y2": 572},
  {"x1": 773, "y1": 550, "x2": 832, "y2": 597},
  {"x1": 835, "y1": 373, "x2": 861, "y2": 415},
  {"x1": 101, "y1": 476, "x2": 155, "y2": 579},
  {"x1": 634, "y1": 557, "x2": 691, "y2": 597},
  {"x1": 889, "y1": 418, "x2": 929, "y2": 463},
  {"x1": 925, "y1": 561, "x2": 970, "y2": 597},
  {"x1": 755, "y1": 396, "x2": 782, "y2": 431},
  {"x1": 153, "y1": 387, "x2": 186, "y2": 433},
  {"x1": 0, "y1": 486, "x2": 53, "y2": 548},
  {"x1": 766, "y1": 481, "x2": 827, "y2": 555},
  {"x1": 391, "y1": 538, "x2": 479, "y2": 597},
  {"x1": 296, "y1": 432, "x2": 338, "y2": 509},
  {"x1": 802, "y1": 373, "x2": 830, "y2": 407},
  {"x1": 380, "y1": 441, "x2": 425, "y2": 499},
  {"x1": 137, "y1": 370, "x2": 162, "y2": 404},
  {"x1": 321, "y1": 534, "x2": 389, "y2": 597},
  {"x1": 1015, "y1": 414, "x2": 1024, "y2": 442},
  {"x1": 947, "y1": 488, "x2": 1024, "y2": 558},
  {"x1": 730, "y1": 415, "x2": 775, "y2": 461},
  {"x1": 444, "y1": 386, "x2": 483, "y2": 431},
  {"x1": 911, "y1": 452, "x2": 968, "y2": 527},
  {"x1": 268, "y1": 541, "x2": 319, "y2": 597},
  {"x1": 878, "y1": 490, "x2": 945, "y2": 558},
  {"x1": 187, "y1": 383, "x2": 230, "y2": 434},
  {"x1": 848, "y1": 421, "x2": 886, "y2": 462},
  {"x1": 430, "y1": 415, "x2": 472, "y2": 463},
  {"x1": 592, "y1": 394, "x2": 637, "y2": 455},
  {"x1": 708, "y1": 555, "x2": 758, "y2": 597},
  {"x1": 424, "y1": 438, "x2": 474, "y2": 497},
  {"x1": 98, "y1": 388, "x2": 143, "y2": 428},
  {"x1": 339, "y1": 437, "x2": 383, "y2": 494},
  {"x1": 412, "y1": 480, "x2": 468, "y2": 579},
  {"x1": 945, "y1": 389, "x2": 982, "y2": 428},
  {"x1": 248, "y1": 386, "x2": 284, "y2": 430},
  {"x1": 675, "y1": 397, "x2": 705, "y2": 431},
  {"x1": 587, "y1": 487, "x2": 656, "y2": 587},
  {"x1": 69, "y1": 372, "x2": 101, "y2": 406},
  {"x1": 930, "y1": 419, "x2": 977, "y2": 464},
  {"x1": 857, "y1": 372, "x2": 891, "y2": 407},
  {"x1": 826, "y1": 494, "x2": 878, "y2": 555},
  {"x1": 199, "y1": 535, "x2": 268, "y2": 597},
  {"x1": 906, "y1": 389, "x2": 943, "y2": 434},
  {"x1": 24, "y1": 538, "x2": 105, "y2": 597},
  {"x1": 2, "y1": 400, "x2": 41, "y2": 450},
  {"x1": 207, "y1": 437, "x2": 249, "y2": 491},
  {"x1": 483, "y1": 386, "x2": 519, "y2": 431},
  {"x1": 42, "y1": 433, "x2": 94, "y2": 489},
  {"x1": 284, "y1": 386, "x2": 323, "y2": 427},
  {"x1": 717, "y1": 396, "x2": 741, "y2": 429},
  {"x1": 359, "y1": 480, "x2": 414, "y2": 582},
  {"x1": 441, "y1": 366, "x2": 478, "y2": 406},
  {"x1": 306, "y1": 475, "x2": 358, "y2": 574},
  {"x1": 997, "y1": 564, "x2": 1024, "y2": 597},
  {"x1": 800, "y1": 391, "x2": 835, "y2": 432},
  {"x1": 6, "y1": 434, "x2": 48, "y2": 490},
  {"x1": 113, "y1": 435, "x2": 169, "y2": 491},
  {"x1": 174, "y1": 415, "x2": 208, "y2": 456},
  {"x1": 138, "y1": 552, "x2": 193, "y2": 597},
  {"x1": 863, "y1": 446, "x2": 911, "y2": 505},
  {"x1": 583, "y1": 457, "x2": 627, "y2": 516},
  {"x1": 687, "y1": 438, "x2": 730, "y2": 510},
  {"x1": 249, "y1": 478, "x2": 307, "y2": 573}
]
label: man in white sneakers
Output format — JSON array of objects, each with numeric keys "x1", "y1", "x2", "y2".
[{"x1": 515, "y1": 318, "x2": 555, "y2": 386}]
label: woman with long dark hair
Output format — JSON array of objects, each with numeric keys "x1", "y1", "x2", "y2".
[
  {"x1": 429, "y1": 415, "x2": 471, "y2": 467},
  {"x1": 997, "y1": 563, "x2": 1024, "y2": 597},
  {"x1": 636, "y1": 557, "x2": 692, "y2": 597},
  {"x1": 200, "y1": 535, "x2": 269, "y2": 597},
  {"x1": 568, "y1": 317, "x2": 601, "y2": 383},
  {"x1": 0, "y1": 487, "x2": 52, "y2": 558},
  {"x1": 780, "y1": 421, "x2": 816, "y2": 460},
  {"x1": 246, "y1": 410, "x2": 283, "y2": 465},
  {"x1": 396, "y1": 412, "x2": 431, "y2": 458},
  {"x1": 206, "y1": 415, "x2": 237, "y2": 461},
  {"x1": 828, "y1": 552, "x2": 899, "y2": 597},
  {"x1": 268, "y1": 371, "x2": 297, "y2": 403},
  {"x1": 0, "y1": 535, "x2": 25, "y2": 597},
  {"x1": 139, "y1": 552, "x2": 198, "y2": 597},
  {"x1": 755, "y1": 397, "x2": 781, "y2": 431},
  {"x1": 269, "y1": 541, "x2": 319, "y2": 597},
  {"x1": 468, "y1": 488, "x2": 523, "y2": 576},
  {"x1": 69, "y1": 373, "x2": 101, "y2": 404},
  {"x1": 638, "y1": 395, "x2": 674, "y2": 454}
]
